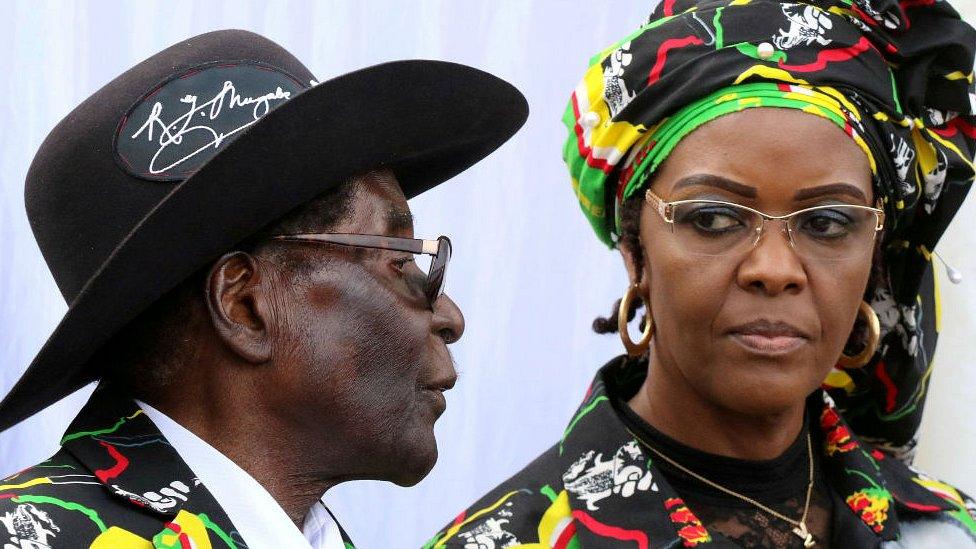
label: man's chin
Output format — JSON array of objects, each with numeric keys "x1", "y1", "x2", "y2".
[{"x1": 388, "y1": 438, "x2": 438, "y2": 487}]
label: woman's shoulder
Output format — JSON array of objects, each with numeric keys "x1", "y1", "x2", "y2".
[
  {"x1": 870, "y1": 449, "x2": 976, "y2": 545},
  {"x1": 902, "y1": 470, "x2": 975, "y2": 540},
  {"x1": 424, "y1": 443, "x2": 570, "y2": 548}
]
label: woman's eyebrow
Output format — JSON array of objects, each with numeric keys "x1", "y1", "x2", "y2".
[
  {"x1": 672, "y1": 174, "x2": 757, "y2": 198},
  {"x1": 793, "y1": 183, "x2": 867, "y2": 202},
  {"x1": 672, "y1": 175, "x2": 868, "y2": 203}
]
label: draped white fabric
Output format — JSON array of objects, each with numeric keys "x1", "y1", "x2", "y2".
[{"x1": 1, "y1": 2, "x2": 974, "y2": 547}]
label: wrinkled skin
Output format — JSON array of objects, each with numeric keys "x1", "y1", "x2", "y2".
[
  {"x1": 149, "y1": 170, "x2": 464, "y2": 525},
  {"x1": 623, "y1": 108, "x2": 875, "y2": 459},
  {"x1": 254, "y1": 170, "x2": 464, "y2": 486}
]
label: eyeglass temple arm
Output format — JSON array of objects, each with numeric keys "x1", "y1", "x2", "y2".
[
  {"x1": 644, "y1": 189, "x2": 674, "y2": 222},
  {"x1": 271, "y1": 234, "x2": 440, "y2": 256}
]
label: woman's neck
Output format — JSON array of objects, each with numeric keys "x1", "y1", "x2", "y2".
[{"x1": 628, "y1": 355, "x2": 807, "y2": 461}]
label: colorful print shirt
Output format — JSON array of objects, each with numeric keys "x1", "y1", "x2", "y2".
[
  {"x1": 426, "y1": 357, "x2": 976, "y2": 548},
  {"x1": 0, "y1": 381, "x2": 357, "y2": 548}
]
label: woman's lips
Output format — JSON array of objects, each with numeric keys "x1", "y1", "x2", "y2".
[
  {"x1": 727, "y1": 319, "x2": 810, "y2": 356},
  {"x1": 730, "y1": 333, "x2": 807, "y2": 355}
]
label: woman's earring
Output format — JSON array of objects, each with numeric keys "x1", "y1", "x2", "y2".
[
  {"x1": 837, "y1": 301, "x2": 881, "y2": 369},
  {"x1": 619, "y1": 285, "x2": 654, "y2": 357}
]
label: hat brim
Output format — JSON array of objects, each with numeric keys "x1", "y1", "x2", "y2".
[{"x1": 0, "y1": 60, "x2": 528, "y2": 432}]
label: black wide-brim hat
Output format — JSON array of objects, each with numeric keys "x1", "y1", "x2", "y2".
[{"x1": 0, "y1": 29, "x2": 528, "y2": 432}]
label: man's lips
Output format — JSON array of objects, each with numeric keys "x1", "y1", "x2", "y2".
[
  {"x1": 727, "y1": 319, "x2": 811, "y2": 356},
  {"x1": 421, "y1": 374, "x2": 457, "y2": 416},
  {"x1": 423, "y1": 375, "x2": 457, "y2": 394}
]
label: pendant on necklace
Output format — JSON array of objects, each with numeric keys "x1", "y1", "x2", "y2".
[{"x1": 792, "y1": 523, "x2": 816, "y2": 547}]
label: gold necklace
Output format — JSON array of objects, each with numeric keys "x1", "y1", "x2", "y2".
[{"x1": 627, "y1": 428, "x2": 817, "y2": 548}]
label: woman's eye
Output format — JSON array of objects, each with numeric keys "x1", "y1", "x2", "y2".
[
  {"x1": 798, "y1": 210, "x2": 854, "y2": 239},
  {"x1": 677, "y1": 206, "x2": 745, "y2": 234}
]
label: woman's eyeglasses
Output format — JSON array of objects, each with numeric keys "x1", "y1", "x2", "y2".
[
  {"x1": 644, "y1": 190, "x2": 884, "y2": 261},
  {"x1": 269, "y1": 233, "x2": 451, "y2": 308}
]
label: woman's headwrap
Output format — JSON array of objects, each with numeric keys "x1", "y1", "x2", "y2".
[{"x1": 563, "y1": 0, "x2": 976, "y2": 459}]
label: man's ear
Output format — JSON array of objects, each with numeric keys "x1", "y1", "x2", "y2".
[{"x1": 205, "y1": 252, "x2": 274, "y2": 363}]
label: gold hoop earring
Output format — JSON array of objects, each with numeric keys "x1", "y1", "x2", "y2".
[
  {"x1": 619, "y1": 285, "x2": 654, "y2": 357},
  {"x1": 837, "y1": 301, "x2": 880, "y2": 369}
]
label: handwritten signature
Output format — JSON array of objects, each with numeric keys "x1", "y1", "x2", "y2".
[{"x1": 129, "y1": 80, "x2": 292, "y2": 174}]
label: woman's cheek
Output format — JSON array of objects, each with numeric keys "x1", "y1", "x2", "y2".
[
  {"x1": 812, "y1": 265, "x2": 872, "y2": 361},
  {"x1": 650, "y1": 255, "x2": 724, "y2": 349}
]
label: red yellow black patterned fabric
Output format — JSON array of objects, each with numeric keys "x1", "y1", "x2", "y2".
[
  {"x1": 0, "y1": 382, "x2": 356, "y2": 548},
  {"x1": 427, "y1": 357, "x2": 976, "y2": 548}
]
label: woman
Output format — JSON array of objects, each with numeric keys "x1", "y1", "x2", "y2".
[{"x1": 427, "y1": 0, "x2": 976, "y2": 547}]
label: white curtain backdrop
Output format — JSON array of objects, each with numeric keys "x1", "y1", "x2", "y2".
[{"x1": 1, "y1": 2, "x2": 973, "y2": 547}]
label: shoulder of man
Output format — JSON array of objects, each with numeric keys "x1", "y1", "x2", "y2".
[
  {"x1": 0, "y1": 382, "x2": 247, "y2": 548},
  {"x1": 424, "y1": 443, "x2": 573, "y2": 549},
  {"x1": 0, "y1": 446, "x2": 162, "y2": 548}
]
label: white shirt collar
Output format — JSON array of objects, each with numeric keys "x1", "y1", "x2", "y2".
[{"x1": 136, "y1": 400, "x2": 346, "y2": 549}]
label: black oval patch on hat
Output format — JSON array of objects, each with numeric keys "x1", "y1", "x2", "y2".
[{"x1": 115, "y1": 61, "x2": 308, "y2": 181}]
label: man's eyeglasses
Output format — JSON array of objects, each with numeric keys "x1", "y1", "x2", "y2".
[
  {"x1": 269, "y1": 233, "x2": 451, "y2": 308},
  {"x1": 644, "y1": 189, "x2": 885, "y2": 261}
]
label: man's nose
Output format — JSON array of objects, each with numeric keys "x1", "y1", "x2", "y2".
[{"x1": 432, "y1": 293, "x2": 465, "y2": 344}]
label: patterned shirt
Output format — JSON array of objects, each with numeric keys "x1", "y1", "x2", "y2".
[
  {"x1": 426, "y1": 357, "x2": 976, "y2": 548},
  {"x1": 0, "y1": 381, "x2": 357, "y2": 548},
  {"x1": 138, "y1": 400, "x2": 347, "y2": 549}
]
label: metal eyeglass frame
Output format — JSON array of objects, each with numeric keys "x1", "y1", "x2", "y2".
[
  {"x1": 269, "y1": 233, "x2": 451, "y2": 308},
  {"x1": 644, "y1": 189, "x2": 885, "y2": 258}
]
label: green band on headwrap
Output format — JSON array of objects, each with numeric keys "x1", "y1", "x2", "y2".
[{"x1": 613, "y1": 82, "x2": 875, "y2": 234}]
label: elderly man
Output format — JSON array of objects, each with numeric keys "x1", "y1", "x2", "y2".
[{"x1": 0, "y1": 30, "x2": 526, "y2": 548}]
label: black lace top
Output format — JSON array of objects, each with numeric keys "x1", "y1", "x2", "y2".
[{"x1": 616, "y1": 398, "x2": 841, "y2": 548}]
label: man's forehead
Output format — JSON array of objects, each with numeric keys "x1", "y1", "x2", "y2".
[
  {"x1": 385, "y1": 207, "x2": 414, "y2": 232},
  {"x1": 332, "y1": 172, "x2": 414, "y2": 235},
  {"x1": 354, "y1": 169, "x2": 413, "y2": 232}
]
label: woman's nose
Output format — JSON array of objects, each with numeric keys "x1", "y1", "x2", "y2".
[{"x1": 736, "y1": 221, "x2": 808, "y2": 296}]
